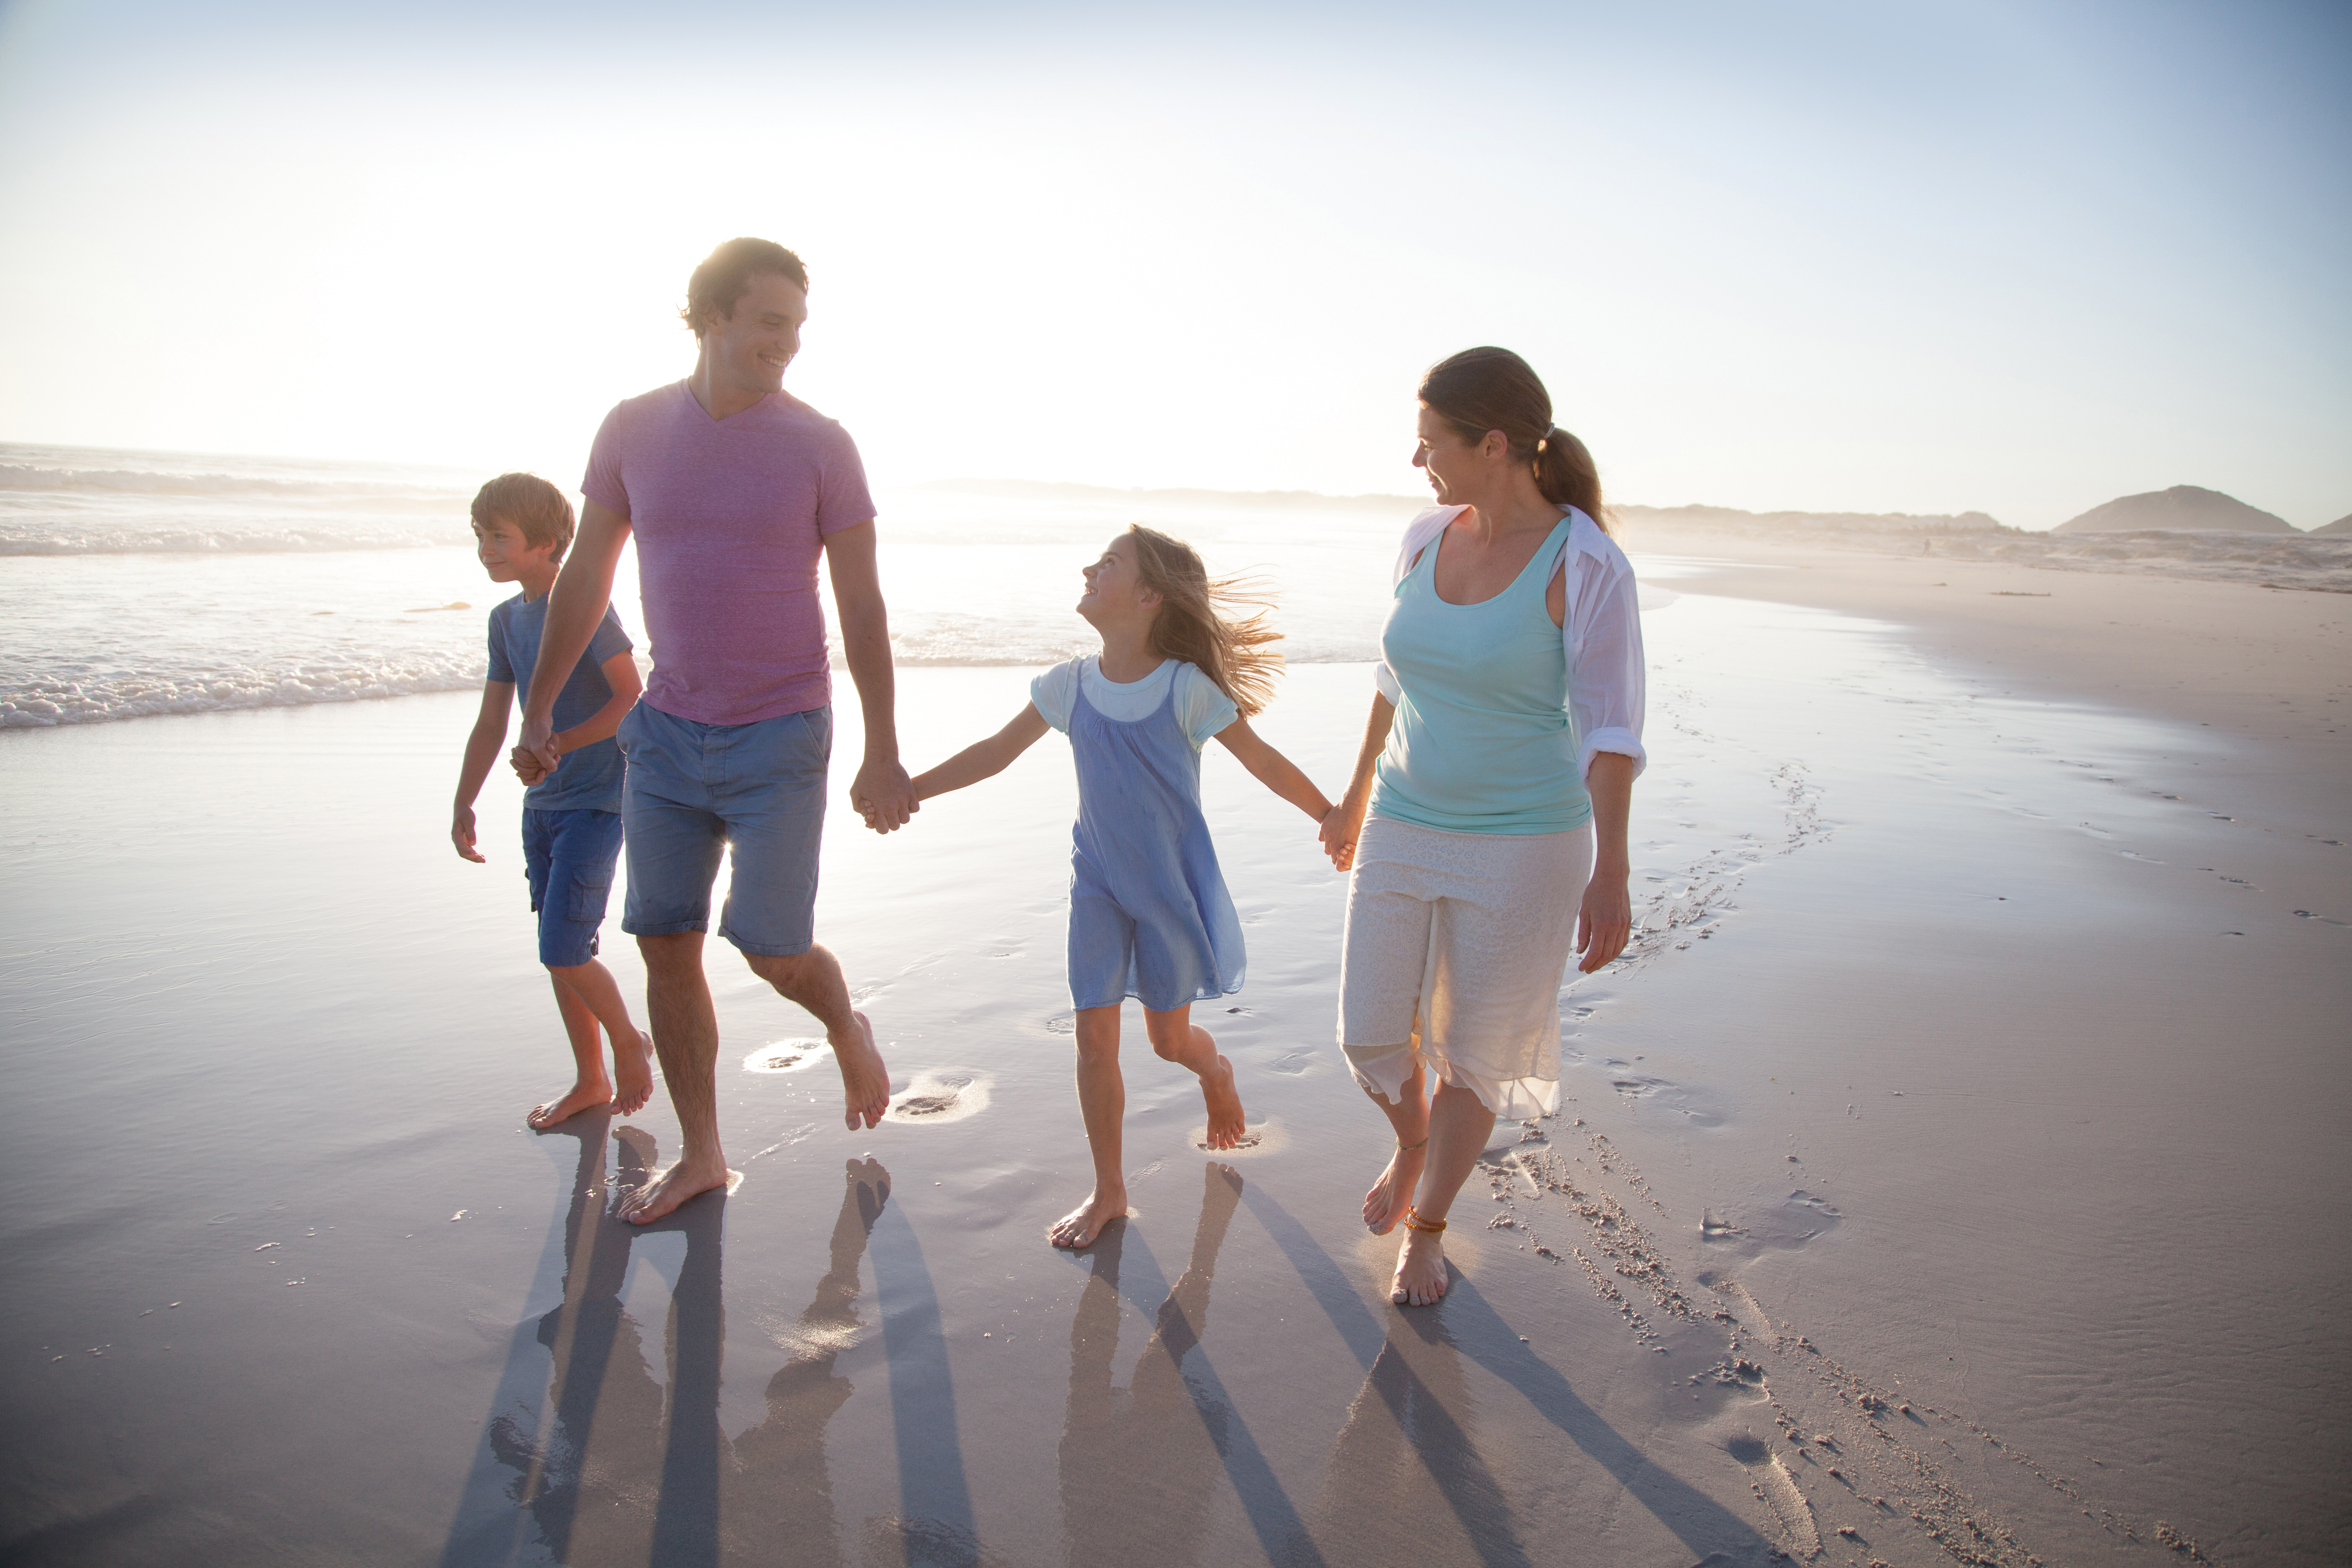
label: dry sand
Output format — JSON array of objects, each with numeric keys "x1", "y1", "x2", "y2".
[{"x1": 1, "y1": 542, "x2": 2344, "y2": 1566}]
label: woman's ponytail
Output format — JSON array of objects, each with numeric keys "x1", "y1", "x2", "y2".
[{"x1": 1532, "y1": 425, "x2": 1605, "y2": 524}]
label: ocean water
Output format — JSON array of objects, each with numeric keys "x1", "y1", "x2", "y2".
[{"x1": 0, "y1": 442, "x2": 1697, "y2": 729}]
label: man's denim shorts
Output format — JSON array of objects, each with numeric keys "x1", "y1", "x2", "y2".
[
  {"x1": 521, "y1": 807, "x2": 624, "y2": 968},
  {"x1": 616, "y1": 701, "x2": 831, "y2": 957}
]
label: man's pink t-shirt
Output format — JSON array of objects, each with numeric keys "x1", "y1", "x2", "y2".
[{"x1": 582, "y1": 382, "x2": 875, "y2": 726}]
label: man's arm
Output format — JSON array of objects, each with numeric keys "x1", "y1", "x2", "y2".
[
  {"x1": 519, "y1": 498, "x2": 631, "y2": 774},
  {"x1": 453, "y1": 680, "x2": 515, "y2": 862},
  {"x1": 824, "y1": 521, "x2": 918, "y2": 832}
]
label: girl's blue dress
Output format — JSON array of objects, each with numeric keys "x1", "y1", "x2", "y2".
[{"x1": 1065, "y1": 673, "x2": 1246, "y2": 1011}]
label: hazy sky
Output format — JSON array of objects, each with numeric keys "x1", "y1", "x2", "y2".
[{"x1": 1, "y1": 0, "x2": 2344, "y2": 527}]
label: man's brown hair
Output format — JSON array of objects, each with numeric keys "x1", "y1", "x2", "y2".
[
  {"x1": 469, "y1": 473, "x2": 576, "y2": 563},
  {"x1": 681, "y1": 237, "x2": 810, "y2": 338}
]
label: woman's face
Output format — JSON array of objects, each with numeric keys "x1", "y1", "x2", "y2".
[
  {"x1": 1412, "y1": 406, "x2": 1485, "y2": 503},
  {"x1": 1078, "y1": 534, "x2": 1156, "y2": 627}
]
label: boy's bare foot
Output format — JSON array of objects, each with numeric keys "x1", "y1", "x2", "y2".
[
  {"x1": 1362, "y1": 1139, "x2": 1426, "y2": 1233},
  {"x1": 613, "y1": 1029, "x2": 656, "y2": 1117},
  {"x1": 1199, "y1": 1053, "x2": 1248, "y2": 1150},
  {"x1": 617, "y1": 1154, "x2": 733, "y2": 1225},
  {"x1": 528, "y1": 1079, "x2": 614, "y2": 1131},
  {"x1": 833, "y1": 1011, "x2": 890, "y2": 1130},
  {"x1": 1391, "y1": 1226, "x2": 1451, "y2": 1308},
  {"x1": 1049, "y1": 1187, "x2": 1129, "y2": 1249}
]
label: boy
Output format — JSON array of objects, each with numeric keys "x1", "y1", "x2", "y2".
[{"x1": 451, "y1": 472, "x2": 655, "y2": 1130}]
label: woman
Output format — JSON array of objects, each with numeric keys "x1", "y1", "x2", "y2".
[{"x1": 1319, "y1": 347, "x2": 1646, "y2": 1308}]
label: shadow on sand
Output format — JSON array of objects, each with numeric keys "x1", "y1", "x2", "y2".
[
  {"x1": 442, "y1": 1137, "x2": 1764, "y2": 1565},
  {"x1": 1239, "y1": 1183, "x2": 1772, "y2": 1565},
  {"x1": 439, "y1": 1124, "x2": 920, "y2": 1567}
]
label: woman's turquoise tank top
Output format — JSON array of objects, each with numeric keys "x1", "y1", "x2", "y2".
[{"x1": 1370, "y1": 516, "x2": 1592, "y2": 836}]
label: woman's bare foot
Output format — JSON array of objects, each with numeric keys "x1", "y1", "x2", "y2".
[
  {"x1": 1199, "y1": 1054, "x2": 1248, "y2": 1150},
  {"x1": 833, "y1": 1011, "x2": 890, "y2": 1130},
  {"x1": 617, "y1": 1154, "x2": 733, "y2": 1225},
  {"x1": 528, "y1": 1078, "x2": 614, "y2": 1131},
  {"x1": 1391, "y1": 1226, "x2": 1451, "y2": 1307},
  {"x1": 612, "y1": 1030, "x2": 656, "y2": 1117},
  {"x1": 1362, "y1": 1140, "x2": 1426, "y2": 1233},
  {"x1": 1049, "y1": 1186, "x2": 1129, "y2": 1249}
]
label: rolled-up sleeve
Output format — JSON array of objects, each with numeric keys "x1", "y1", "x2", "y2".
[{"x1": 1567, "y1": 549, "x2": 1647, "y2": 780}]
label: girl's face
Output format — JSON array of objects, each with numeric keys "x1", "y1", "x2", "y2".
[
  {"x1": 1078, "y1": 534, "x2": 1158, "y2": 628},
  {"x1": 1412, "y1": 405, "x2": 1493, "y2": 505}
]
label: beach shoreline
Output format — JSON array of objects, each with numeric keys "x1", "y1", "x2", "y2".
[{"x1": 2, "y1": 559, "x2": 2344, "y2": 1566}]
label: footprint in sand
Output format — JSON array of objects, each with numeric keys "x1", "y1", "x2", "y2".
[
  {"x1": 743, "y1": 1039, "x2": 834, "y2": 1075},
  {"x1": 1725, "y1": 1433, "x2": 1821, "y2": 1554},
  {"x1": 885, "y1": 1073, "x2": 991, "y2": 1124}
]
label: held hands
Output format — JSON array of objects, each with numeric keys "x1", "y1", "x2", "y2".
[
  {"x1": 1319, "y1": 790, "x2": 1369, "y2": 872},
  {"x1": 851, "y1": 753, "x2": 919, "y2": 835},
  {"x1": 516, "y1": 713, "x2": 561, "y2": 784},
  {"x1": 451, "y1": 805, "x2": 486, "y2": 863},
  {"x1": 509, "y1": 741, "x2": 554, "y2": 787}
]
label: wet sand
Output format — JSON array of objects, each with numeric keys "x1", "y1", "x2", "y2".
[{"x1": 1, "y1": 564, "x2": 2345, "y2": 1566}]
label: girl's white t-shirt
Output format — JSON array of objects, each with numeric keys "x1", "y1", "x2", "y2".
[{"x1": 1030, "y1": 656, "x2": 1238, "y2": 750}]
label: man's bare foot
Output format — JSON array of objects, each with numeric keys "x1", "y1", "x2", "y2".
[
  {"x1": 1199, "y1": 1053, "x2": 1248, "y2": 1150},
  {"x1": 612, "y1": 1029, "x2": 655, "y2": 1117},
  {"x1": 833, "y1": 1011, "x2": 890, "y2": 1130},
  {"x1": 1049, "y1": 1187, "x2": 1129, "y2": 1249},
  {"x1": 528, "y1": 1079, "x2": 614, "y2": 1131},
  {"x1": 616, "y1": 1154, "x2": 732, "y2": 1225},
  {"x1": 1391, "y1": 1226, "x2": 1451, "y2": 1308},
  {"x1": 1362, "y1": 1139, "x2": 1427, "y2": 1233}
]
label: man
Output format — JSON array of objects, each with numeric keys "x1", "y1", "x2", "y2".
[{"x1": 520, "y1": 237, "x2": 914, "y2": 1224}]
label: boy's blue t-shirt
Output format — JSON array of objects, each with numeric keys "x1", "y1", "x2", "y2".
[{"x1": 486, "y1": 593, "x2": 634, "y2": 813}]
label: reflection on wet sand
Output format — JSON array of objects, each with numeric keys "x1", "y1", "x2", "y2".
[
  {"x1": 1060, "y1": 1165, "x2": 1324, "y2": 1568},
  {"x1": 448, "y1": 1130, "x2": 894, "y2": 1568},
  {"x1": 722, "y1": 1158, "x2": 891, "y2": 1567},
  {"x1": 446, "y1": 1143, "x2": 1766, "y2": 1564},
  {"x1": 480, "y1": 1124, "x2": 726, "y2": 1567}
]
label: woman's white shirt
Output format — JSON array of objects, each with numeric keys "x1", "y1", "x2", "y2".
[
  {"x1": 1371, "y1": 504, "x2": 1647, "y2": 781},
  {"x1": 1030, "y1": 656, "x2": 1238, "y2": 749}
]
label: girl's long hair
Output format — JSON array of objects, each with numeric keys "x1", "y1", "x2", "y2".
[
  {"x1": 1419, "y1": 346, "x2": 1614, "y2": 535},
  {"x1": 1124, "y1": 525, "x2": 1282, "y2": 718}
]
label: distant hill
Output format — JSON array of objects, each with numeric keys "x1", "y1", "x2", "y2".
[
  {"x1": 2056, "y1": 485, "x2": 2293, "y2": 534},
  {"x1": 2313, "y1": 513, "x2": 2352, "y2": 536}
]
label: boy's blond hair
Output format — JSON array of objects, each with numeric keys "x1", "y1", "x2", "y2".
[{"x1": 469, "y1": 473, "x2": 576, "y2": 564}]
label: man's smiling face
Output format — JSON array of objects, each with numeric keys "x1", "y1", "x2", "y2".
[{"x1": 704, "y1": 271, "x2": 807, "y2": 398}]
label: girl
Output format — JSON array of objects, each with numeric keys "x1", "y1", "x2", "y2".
[{"x1": 913, "y1": 525, "x2": 1334, "y2": 1248}]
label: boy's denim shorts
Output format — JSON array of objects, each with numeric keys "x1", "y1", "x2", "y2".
[
  {"x1": 615, "y1": 701, "x2": 830, "y2": 957},
  {"x1": 522, "y1": 807, "x2": 625, "y2": 968}
]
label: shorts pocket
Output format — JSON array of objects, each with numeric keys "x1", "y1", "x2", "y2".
[{"x1": 568, "y1": 862, "x2": 616, "y2": 923}]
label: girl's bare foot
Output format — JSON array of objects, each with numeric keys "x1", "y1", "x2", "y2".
[
  {"x1": 1049, "y1": 1186, "x2": 1129, "y2": 1249},
  {"x1": 613, "y1": 1030, "x2": 656, "y2": 1117},
  {"x1": 1199, "y1": 1054, "x2": 1248, "y2": 1150},
  {"x1": 833, "y1": 1011, "x2": 890, "y2": 1130},
  {"x1": 528, "y1": 1079, "x2": 614, "y2": 1130},
  {"x1": 1363, "y1": 1140, "x2": 1426, "y2": 1233},
  {"x1": 1391, "y1": 1226, "x2": 1451, "y2": 1307}
]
